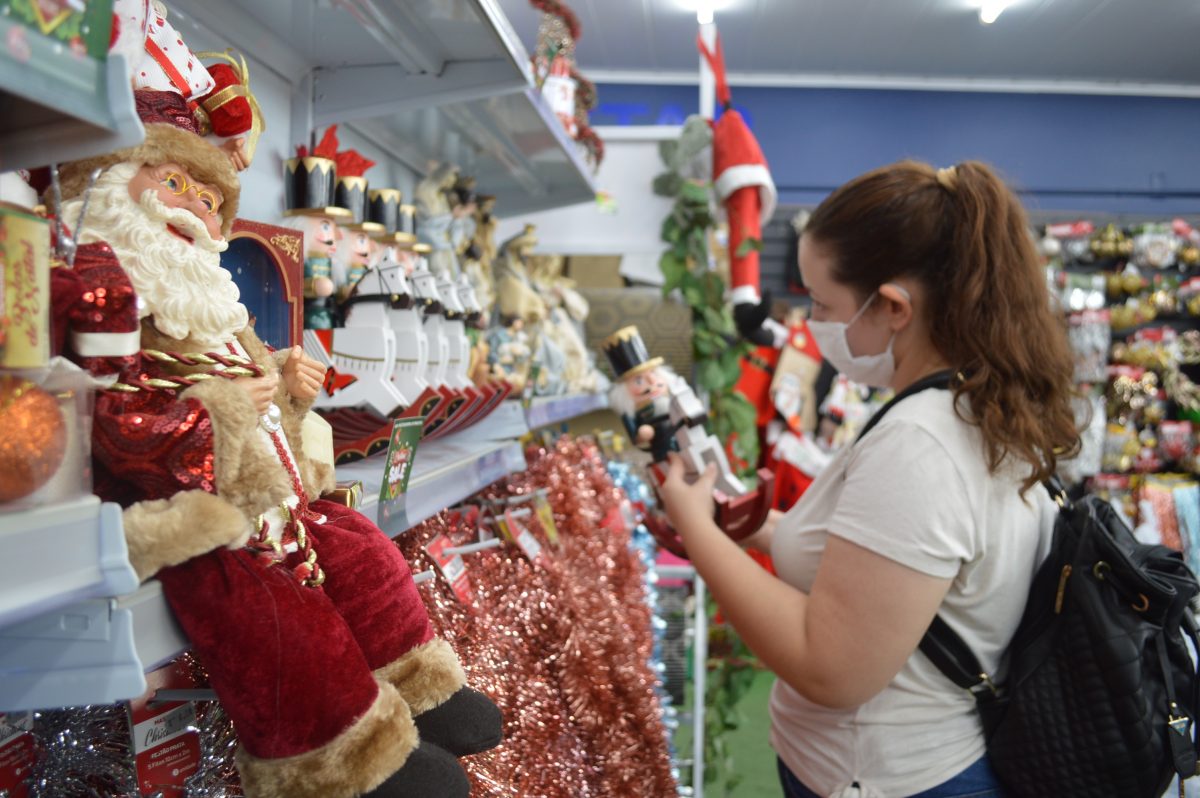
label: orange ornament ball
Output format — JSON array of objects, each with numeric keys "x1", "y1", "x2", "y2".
[{"x1": 0, "y1": 376, "x2": 67, "y2": 503}]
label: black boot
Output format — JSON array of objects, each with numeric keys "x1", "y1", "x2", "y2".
[
  {"x1": 413, "y1": 686, "x2": 503, "y2": 756},
  {"x1": 362, "y1": 741, "x2": 469, "y2": 798}
]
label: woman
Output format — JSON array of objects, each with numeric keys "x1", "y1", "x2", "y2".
[{"x1": 659, "y1": 160, "x2": 1080, "y2": 798}]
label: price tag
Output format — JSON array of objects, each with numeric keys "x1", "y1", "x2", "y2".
[
  {"x1": 377, "y1": 417, "x2": 424, "y2": 535},
  {"x1": 522, "y1": 364, "x2": 541, "y2": 409},
  {"x1": 532, "y1": 492, "x2": 560, "y2": 547},
  {"x1": 127, "y1": 659, "x2": 203, "y2": 796},
  {"x1": 0, "y1": 712, "x2": 34, "y2": 798},
  {"x1": 504, "y1": 510, "x2": 545, "y2": 566},
  {"x1": 425, "y1": 534, "x2": 474, "y2": 603}
]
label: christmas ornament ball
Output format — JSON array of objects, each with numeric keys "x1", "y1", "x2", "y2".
[{"x1": 0, "y1": 376, "x2": 67, "y2": 503}]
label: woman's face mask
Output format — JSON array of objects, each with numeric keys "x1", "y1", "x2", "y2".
[{"x1": 807, "y1": 286, "x2": 910, "y2": 388}]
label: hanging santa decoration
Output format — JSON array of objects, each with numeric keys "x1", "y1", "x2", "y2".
[{"x1": 697, "y1": 33, "x2": 783, "y2": 348}]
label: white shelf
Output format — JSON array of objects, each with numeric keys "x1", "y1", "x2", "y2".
[
  {"x1": 0, "y1": 36, "x2": 144, "y2": 172},
  {"x1": 525, "y1": 392, "x2": 610, "y2": 430},
  {"x1": 0, "y1": 496, "x2": 139, "y2": 629},
  {"x1": 168, "y1": 0, "x2": 596, "y2": 216},
  {"x1": 339, "y1": 426, "x2": 529, "y2": 531}
]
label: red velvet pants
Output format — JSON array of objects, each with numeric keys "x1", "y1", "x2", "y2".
[{"x1": 157, "y1": 499, "x2": 433, "y2": 759}]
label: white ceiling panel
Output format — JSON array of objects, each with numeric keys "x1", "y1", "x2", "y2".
[{"x1": 496, "y1": 0, "x2": 1200, "y2": 89}]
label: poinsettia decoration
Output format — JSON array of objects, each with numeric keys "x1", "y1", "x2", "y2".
[
  {"x1": 295, "y1": 125, "x2": 340, "y2": 160},
  {"x1": 334, "y1": 148, "x2": 375, "y2": 178}
]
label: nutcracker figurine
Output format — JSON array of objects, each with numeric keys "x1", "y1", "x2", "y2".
[{"x1": 603, "y1": 327, "x2": 775, "y2": 544}]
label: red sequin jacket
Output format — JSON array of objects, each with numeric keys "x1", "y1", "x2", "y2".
[{"x1": 57, "y1": 245, "x2": 334, "y2": 580}]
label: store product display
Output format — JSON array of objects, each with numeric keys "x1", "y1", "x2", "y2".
[
  {"x1": 395, "y1": 437, "x2": 678, "y2": 797},
  {"x1": 1045, "y1": 219, "x2": 1200, "y2": 558},
  {"x1": 0, "y1": 0, "x2": 724, "y2": 796},
  {"x1": 9, "y1": 436, "x2": 678, "y2": 797}
]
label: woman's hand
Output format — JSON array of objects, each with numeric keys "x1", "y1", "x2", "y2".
[
  {"x1": 281, "y1": 346, "x2": 327, "y2": 401},
  {"x1": 658, "y1": 454, "x2": 717, "y2": 534},
  {"x1": 238, "y1": 372, "x2": 279, "y2": 416},
  {"x1": 740, "y1": 509, "x2": 784, "y2": 554}
]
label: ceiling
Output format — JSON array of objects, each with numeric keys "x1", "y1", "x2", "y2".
[{"x1": 494, "y1": 0, "x2": 1200, "y2": 91}]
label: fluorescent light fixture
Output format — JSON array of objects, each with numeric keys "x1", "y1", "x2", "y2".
[
  {"x1": 696, "y1": 0, "x2": 714, "y2": 24},
  {"x1": 979, "y1": 0, "x2": 1012, "y2": 24}
]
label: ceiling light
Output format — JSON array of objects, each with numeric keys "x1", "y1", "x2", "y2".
[
  {"x1": 696, "y1": 0, "x2": 714, "y2": 25},
  {"x1": 979, "y1": 0, "x2": 1011, "y2": 24}
]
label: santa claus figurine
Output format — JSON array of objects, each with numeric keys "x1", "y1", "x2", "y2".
[{"x1": 51, "y1": 102, "x2": 499, "y2": 798}]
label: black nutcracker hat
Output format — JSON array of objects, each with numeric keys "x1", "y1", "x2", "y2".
[
  {"x1": 283, "y1": 155, "x2": 352, "y2": 221},
  {"x1": 602, "y1": 326, "x2": 663, "y2": 381},
  {"x1": 368, "y1": 188, "x2": 417, "y2": 245}
]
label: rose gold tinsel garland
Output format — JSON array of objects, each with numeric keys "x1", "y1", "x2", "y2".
[{"x1": 397, "y1": 435, "x2": 677, "y2": 797}]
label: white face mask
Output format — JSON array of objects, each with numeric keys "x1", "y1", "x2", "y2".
[{"x1": 807, "y1": 288, "x2": 909, "y2": 388}]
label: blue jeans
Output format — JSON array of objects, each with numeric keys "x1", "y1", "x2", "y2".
[{"x1": 777, "y1": 756, "x2": 1005, "y2": 798}]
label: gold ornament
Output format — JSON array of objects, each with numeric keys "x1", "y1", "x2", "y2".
[
  {"x1": 1120, "y1": 270, "x2": 1146, "y2": 296},
  {"x1": 0, "y1": 376, "x2": 67, "y2": 503}
]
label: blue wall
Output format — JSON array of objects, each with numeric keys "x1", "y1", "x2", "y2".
[{"x1": 595, "y1": 83, "x2": 1200, "y2": 216}]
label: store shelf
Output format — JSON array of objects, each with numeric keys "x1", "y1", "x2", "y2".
[
  {"x1": 0, "y1": 496, "x2": 139, "y2": 630},
  {"x1": 340, "y1": 428, "x2": 528, "y2": 529},
  {"x1": 525, "y1": 392, "x2": 610, "y2": 430},
  {"x1": 0, "y1": 30, "x2": 143, "y2": 171},
  {"x1": 168, "y1": 0, "x2": 596, "y2": 216},
  {"x1": 0, "y1": 595, "x2": 146, "y2": 712},
  {"x1": 3, "y1": 391, "x2": 605, "y2": 698}
]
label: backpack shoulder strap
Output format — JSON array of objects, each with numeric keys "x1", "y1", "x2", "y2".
[
  {"x1": 854, "y1": 370, "x2": 956, "y2": 445},
  {"x1": 920, "y1": 616, "x2": 992, "y2": 693},
  {"x1": 859, "y1": 371, "x2": 1070, "y2": 695}
]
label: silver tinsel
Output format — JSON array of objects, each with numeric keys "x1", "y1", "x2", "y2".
[
  {"x1": 182, "y1": 703, "x2": 241, "y2": 798},
  {"x1": 23, "y1": 655, "x2": 242, "y2": 797},
  {"x1": 28, "y1": 704, "x2": 139, "y2": 798}
]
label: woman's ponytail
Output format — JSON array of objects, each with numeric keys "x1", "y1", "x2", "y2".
[{"x1": 805, "y1": 160, "x2": 1080, "y2": 492}]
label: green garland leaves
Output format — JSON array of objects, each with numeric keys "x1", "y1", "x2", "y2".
[
  {"x1": 654, "y1": 128, "x2": 759, "y2": 476},
  {"x1": 656, "y1": 126, "x2": 764, "y2": 792}
]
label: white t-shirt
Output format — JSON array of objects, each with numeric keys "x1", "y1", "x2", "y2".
[{"x1": 769, "y1": 390, "x2": 1057, "y2": 798}]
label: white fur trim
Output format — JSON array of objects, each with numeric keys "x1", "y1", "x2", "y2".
[
  {"x1": 765, "y1": 318, "x2": 790, "y2": 349},
  {"x1": 730, "y1": 285, "x2": 761, "y2": 305},
  {"x1": 71, "y1": 329, "x2": 142, "y2": 357},
  {"x1": 714, "y1": 164, "x2": 777, "y2": 224}
]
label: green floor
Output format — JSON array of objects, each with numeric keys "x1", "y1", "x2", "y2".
[
  {"x1": 674, "y1": 668, "x2": 781, "y2": 797},
  {"x1": 724, "y1": 669, "x2": 781, "y2": 798}
]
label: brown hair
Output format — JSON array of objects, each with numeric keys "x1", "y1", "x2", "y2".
[{"x1": 804, "y1": 160, "x2": 1079, "y2": 492}]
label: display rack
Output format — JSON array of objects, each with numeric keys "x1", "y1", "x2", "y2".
[
  {"x1": 168, "y1": 0, "x2": 596, "y2": 216},
  {"x1": 0, "y1": 393, "x2": 607, "y2": 712},
  {"x1": 525, "y1": 391, "x2": 610, "y2": 430},
  {"x1": 0, "y1": 497, "x2": 138, "y2": 629},
  {"x1": 657, "y1": 563, "x2": 708, "y2": 798}
]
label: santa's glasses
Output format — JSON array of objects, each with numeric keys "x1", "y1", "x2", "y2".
[{"x1": 160, "y1": 173, "x2": 221, "y2": 216}]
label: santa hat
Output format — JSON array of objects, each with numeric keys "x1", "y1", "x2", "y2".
[
  {"x1": 698, "y1": 34, "x2": 777, "y2": 308},
  {"x1": 194, "y1": 50, "x2": 265, "y2": 163},
  {"x1": 56, "y1": 114, "x2": 240, "y2": 238},
  {"x1": 112, "y1": 1, "x2": 262, "y2": 165}
]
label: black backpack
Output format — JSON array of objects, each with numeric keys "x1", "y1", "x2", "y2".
[{"x1": 857, "y1": 371, "x2": 1200, "y2": 798}]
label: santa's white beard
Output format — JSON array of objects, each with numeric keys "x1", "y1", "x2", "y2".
[{"x1": 60, "y1": 162, "x2": 249, "y2": 347}]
